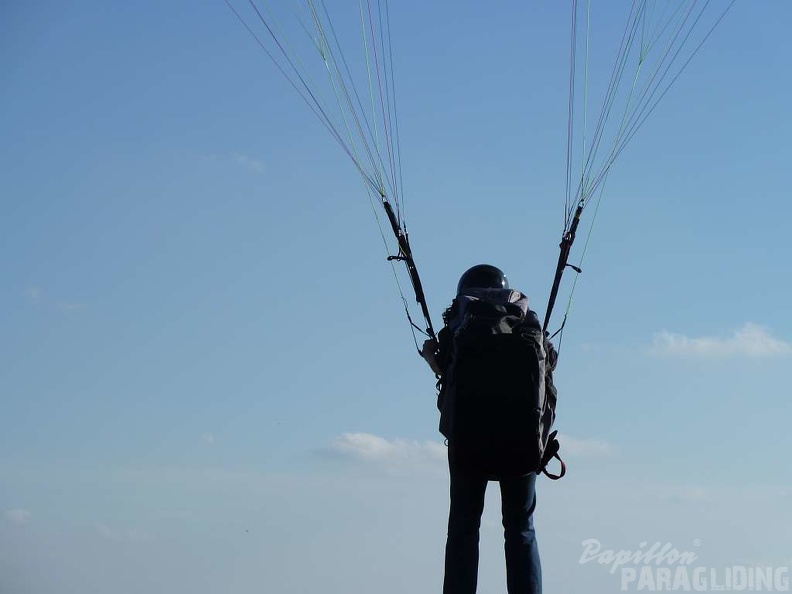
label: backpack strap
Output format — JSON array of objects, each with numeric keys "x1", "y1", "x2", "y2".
[{"x1": 539, "y1": 430, "x2": 567, "y2": 480}]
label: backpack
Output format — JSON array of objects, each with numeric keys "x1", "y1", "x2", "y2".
[{"x1": 437, "y1": 288, "x2": 560, "y2": 479}]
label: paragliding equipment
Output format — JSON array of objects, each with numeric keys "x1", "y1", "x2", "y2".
[
  {"x1": 543, "y1": 200, "x2": 584, "y2": 336},
  {"x1": 223, "y1": 0, "x2": 738, "y2": 350},
  {"x1": 457, "y1": 265, "x2": 510, "y2": 295},
  {"x1": 382, "y1": 197, "x2": 436, "y2": 343},
  {"x1": 542, "y1": 0, "x2": 738, "y2": 342},
  {"x1": 223, "y1": 0, "x2": 435, "y2": 350}
]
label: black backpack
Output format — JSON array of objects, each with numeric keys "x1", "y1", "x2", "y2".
[{"x1": 437, "y1": 288, "x2": 563, "y2": 479}]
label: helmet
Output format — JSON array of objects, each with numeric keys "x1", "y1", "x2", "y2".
[{"x1": 456, "y1": 264, "x2": 509, "y2": 294}]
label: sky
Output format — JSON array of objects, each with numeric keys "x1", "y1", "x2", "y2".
[{"x1": 1, "y1": 1, "x2": 791, "y2": 593}]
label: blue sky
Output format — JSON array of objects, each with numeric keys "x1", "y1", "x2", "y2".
[{"x1": 2, "y1": 1, "x2": 791, "y2": 592}]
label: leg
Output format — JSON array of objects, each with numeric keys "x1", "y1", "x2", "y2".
[
  {"x1": 443, "y1": 457, "x2": 488, "y2": 594},
  {"x1": 500, "y1": 473, "x2": 541, "y2": 594}
]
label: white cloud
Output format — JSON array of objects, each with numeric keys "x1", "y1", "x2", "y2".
[
  {"x1": 656, "y1": 486, "x2": 713, "y2": 503},
  {"x1": 325, "y1": 432, "x2": 446, "y2": 465},
  {"x1": 650, "y1": 323, "x2": 792, "y2": 358},
  {"x1": 325, "y1": 432, "x2": 611, "y2": 470},
  {"x1": 125, "y1": 528, "x2": 151, "y2": 541},
  {"x1": 57, "y1": 301, "x2": 84, "y2": 312},
  {"x1": 22, "y1": 287, "x2": 85, "y2": 311},
  {"x1": 557, "y1": 434, "x2": 613, "y2": 458},
  {"x1": 97, "y1": 524, "x2": 120, "y2": 540},
  {"x1": 202, "y1": 433, "x2": 215, "y2": 445},
  {"x1": 234, "y1": 154, "x2": 266, "y2": 174},
  {"x1": 4, "y1": 508, "x2": 31, "y2": 524},
  {"x1": 97, "y1": 524, "x2": 150, "y2": 541}
]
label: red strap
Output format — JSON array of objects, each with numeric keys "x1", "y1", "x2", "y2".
[{"x1": 542, "y1": 454, "x2": 567, "y2": 480}]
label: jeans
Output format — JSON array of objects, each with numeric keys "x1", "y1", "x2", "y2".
[{"x1": 443, "y1": 454, "x2": 541, "y2": 594}]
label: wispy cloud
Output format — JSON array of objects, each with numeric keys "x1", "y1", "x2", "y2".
[
  {"x1": 659, "y1": 486, "x2": 714, "y2": 503},
  {"x1": 650, "y1": 323, "x2": 792, "y2": 359},
  {"x1": 199, "y1": 152, "x2": 265, "y2": 173},
  {"x1": 557, "y1": 435, "x2": 613, "y2": 458},
  {"x1": 57, "y1": 301, "x2": 85, "y2": 312},
  {"x1": 323, "y1": 432, "x2": 446, "y2": 466},
  {"x1": 24, "y1": 286, "x2": 41, "y2": 301},
  {"x1": 22, "y1": 286, "x2": 85, "y2": 312},
  {"x1": 97, "y1": 524, "x2": 119, "y2": 540},
  {"x1": 97, "y1": 524, "x2": 151, "y2": 541},
  {"x1": 202, "y1": 433, "x2": 215, "y2": 445},
  {"x1": 4, "y1": 508, "x2": 31, "y2": 524},
  {"x1": 234, "y1": 154, "x2": 266, "y2": 174},
  {"x1": 656, "y1": 486, "x2": 713, "y2": 503},
  {"x1": 323, "y1": 432, "x2": 610, "y2": 470}
]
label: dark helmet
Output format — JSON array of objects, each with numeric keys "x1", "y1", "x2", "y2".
[{"x1": 457, "y1": 264, "x2": 509, "y2": 294}]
